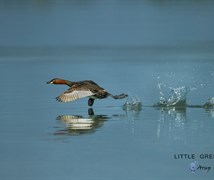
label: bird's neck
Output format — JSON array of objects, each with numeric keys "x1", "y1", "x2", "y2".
[{"x1": 55, "y1": 79, "x2": 74, "y2": 87}]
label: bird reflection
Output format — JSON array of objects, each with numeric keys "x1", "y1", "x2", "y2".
[{"x1": 54, "y1": 108, "x2": 108, "y2": 136}]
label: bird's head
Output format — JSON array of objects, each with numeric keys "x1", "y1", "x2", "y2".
[
  {"x1": 46, "y1": 78, "x2": 71, "y2": 86},
  {"x1": 46, "y1": 78, "x2": 60, "y2": 84}
]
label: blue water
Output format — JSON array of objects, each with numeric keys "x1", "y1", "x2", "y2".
[{"x1": 0, "y1": 1, "x2": 214, "y2": 179}]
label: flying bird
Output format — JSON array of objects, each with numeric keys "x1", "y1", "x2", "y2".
[{"x1": 47, "y1": 78, "x2": 128, "y2": 106}]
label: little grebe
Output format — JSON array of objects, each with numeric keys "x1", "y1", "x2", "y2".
[{"x1": 47, "y1": 78, "x2": 128, "y2": 106}]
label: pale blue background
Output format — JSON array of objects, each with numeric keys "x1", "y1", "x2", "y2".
[{"x1": 0, "y1": 0, "x2": 214, "y2": 179}]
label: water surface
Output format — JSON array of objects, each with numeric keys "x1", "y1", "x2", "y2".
[{"x1": 0, "y1": 55, "x2": 214, "y2": 179}]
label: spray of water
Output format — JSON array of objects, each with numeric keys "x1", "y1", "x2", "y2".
[
  {"x1": 204, "y1": 97, "x2": 214, "y2": 108},
  {"x1": 154, "y1": 84, "x2": 189, "y2": 107},
  {"x1": 123, "y1": 96, "x2": 142, "y2": 112}
]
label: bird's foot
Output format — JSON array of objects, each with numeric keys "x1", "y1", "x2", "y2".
[{"x1": 113, "y1": 93, "x2": 128, "y2": 99}]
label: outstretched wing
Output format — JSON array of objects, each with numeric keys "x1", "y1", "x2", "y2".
[{"x1": 56, "y1": 86, "x2": 95, "y2": 103}]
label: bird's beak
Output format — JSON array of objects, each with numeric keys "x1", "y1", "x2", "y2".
[{"x1": 46, "y1": 81, "x2": 53, "y2": 84}]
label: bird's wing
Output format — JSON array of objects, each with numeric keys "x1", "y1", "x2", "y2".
[
  {"x1": 83, "y1": 80, "x2": 105, "y2": 91},
  {"x1": 56, "y1": 87, "x2": 95, "y2": 103}
]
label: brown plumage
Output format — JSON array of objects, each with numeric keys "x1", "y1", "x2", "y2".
[{"x1": 47, "y1": 78, "x2": 128, "y2": 106}]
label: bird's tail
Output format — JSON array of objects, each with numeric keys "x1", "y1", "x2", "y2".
[{"x1": 111, "y1": 93, "x2": 128, "y2": 99}]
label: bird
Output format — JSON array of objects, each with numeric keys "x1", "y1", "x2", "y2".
[{"x1": 47, "y1": 78, "x2": 128, "y2": 106}]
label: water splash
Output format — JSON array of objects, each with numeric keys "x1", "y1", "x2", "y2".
[
  {"x1": 204, "y1": 97, "x2": 214, "y2": 108},
  {"x1": 203, "y1": 97, "x2": 214, "y2": 118},
  {"x1": 123, "y1": 96, "x2": 142, "y2": 112},
  {"x1": 154, "y1": 84, "x2": 189, "y2": 107}
]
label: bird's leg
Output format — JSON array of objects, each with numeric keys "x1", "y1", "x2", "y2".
[
  {"x1": 88, "y1": 108, "x2": 94, "y2": 115},
  {"x1": 88, "y1": 98, "x2": 95, "y2": 106}
]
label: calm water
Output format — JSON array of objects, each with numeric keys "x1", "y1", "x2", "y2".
[{"x1": 0, "y1": 1, "x2": 214, "y2": 180}]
